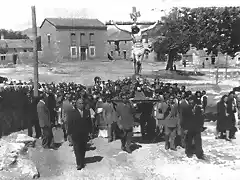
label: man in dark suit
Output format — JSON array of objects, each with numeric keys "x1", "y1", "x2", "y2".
[
  {"x1": 180, "y1": 96, "x2": 204, "y2": 159},
  {"x1": 114, "y1": 98, "x2": 135, "y2": 153},
  {"x1": 67, "y1": 98, "x2": 90, "y2": 170},
  {"x1": 37, "y1": 91, "x2": 56, "y2": 150},
  {"x1": 45, "y1": 90, "x2": 57, "y2": 126}
]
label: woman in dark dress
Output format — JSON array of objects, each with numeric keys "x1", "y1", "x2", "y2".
[
  {"x1": 216, "y1": 95, "x2": 232, "y2": 140},
  {"x1": 227, "y1": 92, "x2": 237, "y2": 140}
]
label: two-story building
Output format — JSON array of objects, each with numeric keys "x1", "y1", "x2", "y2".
[
  {"x1": 40, "y1": 18, "x2": 107, "y2": 61},
  {"x1": 107, "y1": 31, "x2": 133, "y2": 60}
]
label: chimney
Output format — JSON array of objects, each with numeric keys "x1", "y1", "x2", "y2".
[{"x1": 1, "y1": 34, "x2": 4, "y2": 40}]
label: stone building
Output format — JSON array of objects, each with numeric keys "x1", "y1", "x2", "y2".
[{"x1": 39, "y1": 18, "x2": 108, "y2": 61}]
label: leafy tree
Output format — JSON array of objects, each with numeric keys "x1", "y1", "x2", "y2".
[
  {"x1": 0, "y1": 41, "x2": 8, "y2": 54},
  {"x1": 152, "y1": 7, "x2": 240, "y2": 70},
  {"x1": 0, "y1": 29, "x2": 29, "y2": 39}
]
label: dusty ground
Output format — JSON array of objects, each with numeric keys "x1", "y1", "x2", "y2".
[
  {"x1": 1, "y1": 126, "x2": 240, "y2": 180},
  {"x1": 1, "y1": 60, "x2": 240, "y2": 180}
]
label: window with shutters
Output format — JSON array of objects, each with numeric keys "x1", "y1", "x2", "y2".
[
  {"x1": 70, "y1": 33, "x2": 76, "y2": 46},
  {"x1": 89, "y1": 33, "x2": 94, "y2": 46},
  {"x1": 80, "y1": 33, "x2": 85, "y2": 46},
  {"x1": 89, "y1": 46, "x2": 96, "y2": 57}
]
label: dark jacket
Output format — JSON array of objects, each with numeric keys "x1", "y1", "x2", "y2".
[
  {"x1": 179, "y1": 99, "x2": 194, "y2": 131},
  {"x1": 217, "y1": 101, "x2": 232, "y2": 131},
  {"x1": 115, "y1": 102, "x2": 135, "y2": 130},
  {"x1": 67, "y1": 108, "x2": 90, "y2": 140}
]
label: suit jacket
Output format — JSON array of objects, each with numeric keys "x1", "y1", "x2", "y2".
[
  {"x1": 37, "y1": 100, "x2": 51, "y2": 128},
  {"x1": 67, "y1": 108, "x2": 90, "y2": 139},
  {"x1": 102, "y1": 102, "x2": 118, "y2": 125},
  {"x1": 179, "y1": 99, "x2": 194, "y2": 130},
  {"x1": 115, "y1": 102, "x2": 135, "y2": 130}
]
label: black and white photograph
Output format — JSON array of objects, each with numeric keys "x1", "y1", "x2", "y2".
[{"x1": 0, "y1": 0, "x2": 240, "y2": 179}]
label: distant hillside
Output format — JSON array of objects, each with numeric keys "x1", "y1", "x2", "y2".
[{"x1": 22, "y1": 27, "x2": 40, "y2": 39}]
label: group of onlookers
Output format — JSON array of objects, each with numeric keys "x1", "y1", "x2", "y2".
[
  {"x1": 0, "y1": 75, "x2": 239, "y2": 170},
  {"x1": 216, "y1": 91, "x2": 239, "y2": 140}
]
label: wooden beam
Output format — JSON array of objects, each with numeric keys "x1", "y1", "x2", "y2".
[
  {"x1": 112, "y1": 99, "x2": 161, "y2": 102},
  {"x1": 105, "y1": 21, "x2": 157, "y2": 26},
  {"x1": 31, "y1": 6, "x2": 39, "y2": 97}
]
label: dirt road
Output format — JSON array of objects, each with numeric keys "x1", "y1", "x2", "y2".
[{"x1": 23, "y1": 125, "x2": 240, "y2": 180}]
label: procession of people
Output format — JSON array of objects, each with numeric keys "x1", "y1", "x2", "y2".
[{"x1": 1, "y1": 74, "x2": 239, "y2": 171}]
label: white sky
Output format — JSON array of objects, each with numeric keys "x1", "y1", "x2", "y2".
[{"x1": 1, "y1": 0, "x2": 240, "y2": 31}]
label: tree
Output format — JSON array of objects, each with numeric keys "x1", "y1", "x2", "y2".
[
  {"x1": 0, "y1": 41, "x2": 8, "y2": 54},
  {"x1": 152, "y1": 7, "x2": 240, "y2": 70},
  {"x1": 0, "y1": 29, "x2": 29, "y2": 39}
]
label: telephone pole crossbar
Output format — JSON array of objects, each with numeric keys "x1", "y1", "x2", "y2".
[{"x1": 105, "y1": 21, "x2": 157, "y2": 26}]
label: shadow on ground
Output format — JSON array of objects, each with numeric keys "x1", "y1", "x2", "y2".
[
  {"x1": 175, "y1": 70, "x2": 205, "y2": 76},
  {"x1": 143, "y1": 70, "x2": 201, "y2": 80},
  {"x1": 85, "y1": 156, "x2": 103, "y2": 164},
  {"x1": 132, "y1": 135, "x2": 165, "y2": 144}
]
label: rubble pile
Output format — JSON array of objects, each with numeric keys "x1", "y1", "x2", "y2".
[{"x1": 0, "y1": 134, "x2": 39, "y2": 179}]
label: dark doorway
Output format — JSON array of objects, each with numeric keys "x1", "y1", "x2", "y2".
[
  {"x1": 123, "y1": 51, "x2": 127, "y2": 59},
  {"x1": 80, "y1": 47, "x2": 87, "y2": 60},
  {"x1": 211, "y1": 56, "x2": 215, "y2": 65}
]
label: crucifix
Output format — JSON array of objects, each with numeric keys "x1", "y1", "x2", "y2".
[
  {"x1": 106, "y1": 7, "x2": 160, "y2": 75},
  {"x1": 130, "y1": 7, "x2": 141, "y2": 24}
]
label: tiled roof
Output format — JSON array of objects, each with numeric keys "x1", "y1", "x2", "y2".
[
  {"x1": 0, "y1": 39, "x2": 33, "y2": 49},
  {"x1": 108, "y1": 31, "x2": 132, "y2": 41},
  {"x1": 40, "y1": 18, "x2": 107, "y2": 29}
]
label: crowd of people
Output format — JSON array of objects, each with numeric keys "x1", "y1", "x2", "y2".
[{"x1": 0, "y1": 75, "x2": 239, "y2": 171}]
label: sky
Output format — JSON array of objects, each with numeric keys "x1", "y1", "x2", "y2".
[{"x1": 1, "y1": 0, "x2": 240, "y2": 31}]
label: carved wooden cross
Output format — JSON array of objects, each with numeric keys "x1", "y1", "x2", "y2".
[{"x1": 130, "y1": 7, "x2": 141, "y2": 23}]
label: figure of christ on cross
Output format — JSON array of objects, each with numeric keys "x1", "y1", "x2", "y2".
[{"x1": 111, "y1": 7, "x2": 159, "y2": 75}]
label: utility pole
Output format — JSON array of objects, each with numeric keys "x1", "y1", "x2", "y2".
[{"x1": 31, "y1": 6, "x2": 39, "y2": 97}]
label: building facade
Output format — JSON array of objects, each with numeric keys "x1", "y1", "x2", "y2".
[
  {"x1": 107, "y1": 31, "x2": 133, "y2": 60},
  {"x1": 40, "y1": 18, "x2": 108, "y2": 61}
]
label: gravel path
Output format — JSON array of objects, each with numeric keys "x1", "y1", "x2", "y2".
[{"x1": 23, "y1": 127, "x2": 240, "y2": 180}]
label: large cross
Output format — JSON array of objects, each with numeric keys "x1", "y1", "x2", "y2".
[{"x1": 130, "y1": 7, "x2": 141, "y2": 23}]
